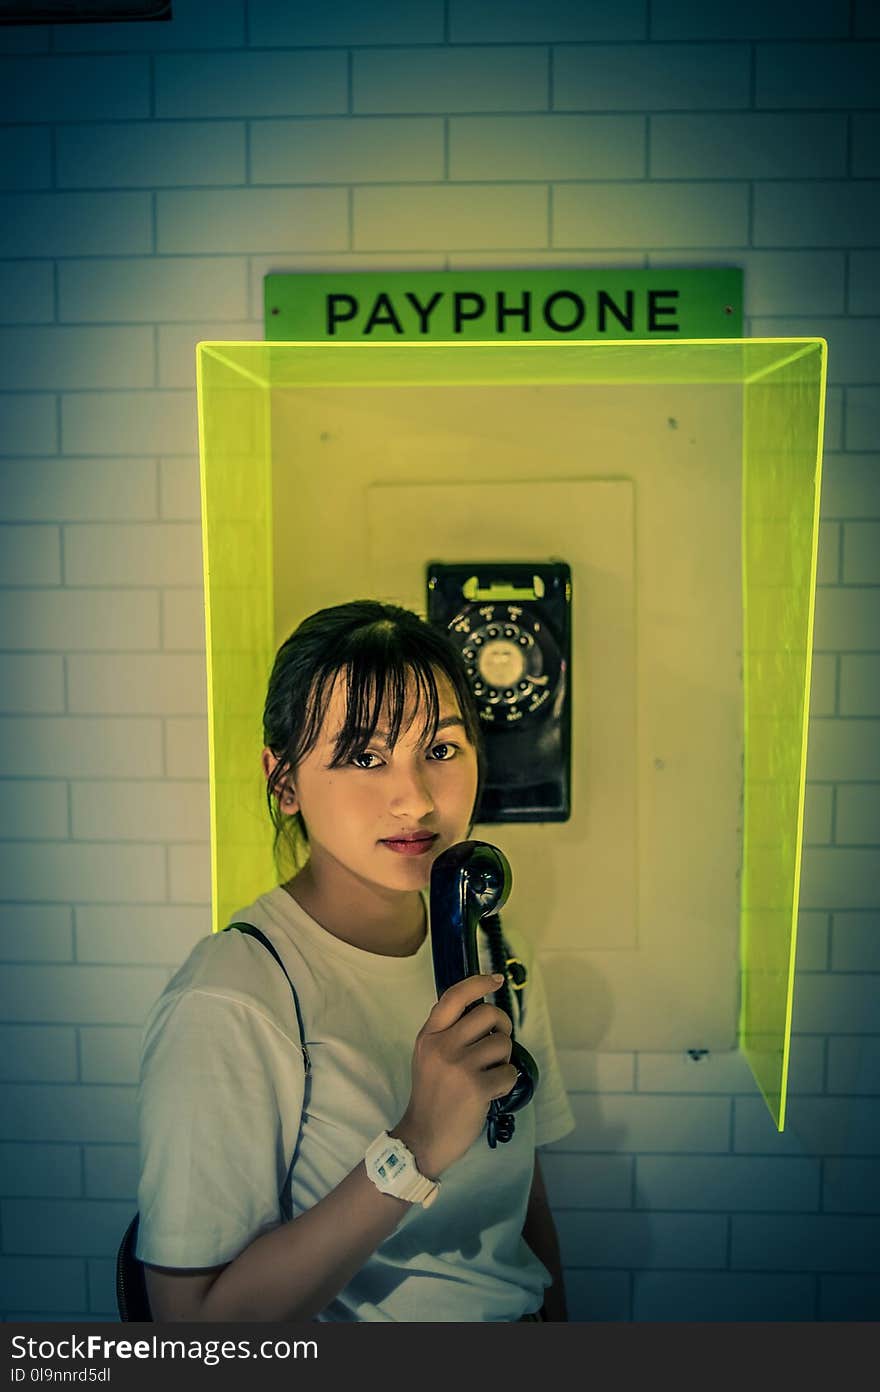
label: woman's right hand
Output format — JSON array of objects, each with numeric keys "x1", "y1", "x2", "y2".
[{"x1": 390, "y1": 973, "x2": 517, "y2": 1179}]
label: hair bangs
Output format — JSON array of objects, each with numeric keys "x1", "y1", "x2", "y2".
[{"x1": 326, "y1": 644, "x2": 443, "y2": 769}]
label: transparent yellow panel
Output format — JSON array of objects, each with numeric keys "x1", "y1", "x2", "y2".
[
  {"x1": 197, "y1": 345, "x2": 277, "y2": 934},
  {"x1": 196, "y1": 337, "x2": 826, "y2": 1126},
  {"x1": 740, "y1": 341, "x2": 827, "y2": 1129}
]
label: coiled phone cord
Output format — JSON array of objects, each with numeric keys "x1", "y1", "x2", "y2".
[{"x1": 480, "y1": 910, "x2": 529, "y2": 1146}]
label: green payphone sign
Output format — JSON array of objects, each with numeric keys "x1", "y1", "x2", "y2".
[{"x1": 264, "y1": 268, "x2": 743, "y2": 341}]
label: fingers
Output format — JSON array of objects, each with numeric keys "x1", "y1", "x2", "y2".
[{"x1": 426, "y1": 974, "x2": 505, "y2": 1034}]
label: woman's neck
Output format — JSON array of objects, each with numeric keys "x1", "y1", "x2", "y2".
[{"x1": 281, "y1": 863, "x2": 427, "y2": 958}]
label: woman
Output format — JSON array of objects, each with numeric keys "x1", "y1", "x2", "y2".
[{"x1": 136, "y1": 599, "x2": 575, "y2": 1321}]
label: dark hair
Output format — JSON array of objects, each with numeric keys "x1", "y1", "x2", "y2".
[{"x1": 262, "y1": 599, "x2": 486, "y2": 873}]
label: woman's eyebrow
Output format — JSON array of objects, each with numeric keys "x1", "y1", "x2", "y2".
[{"x1": 356, "y1": 714, "x2": 466, "y2": 746}]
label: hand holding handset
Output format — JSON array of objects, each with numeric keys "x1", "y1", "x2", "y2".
[
  {"x1": 429, "y1": 841, "x2": 538, "y2": 1147},
  {"x1": 392, "y1": 841, "x2": 539, "y2": 1179}
]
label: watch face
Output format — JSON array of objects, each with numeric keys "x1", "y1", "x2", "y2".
[{"x1": 376, "y1": 1149, "x2": 402, "y2": 1182}]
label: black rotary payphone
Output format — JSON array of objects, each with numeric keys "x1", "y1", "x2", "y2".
[{"x1": 426, "y1": 560, "x2": 572, "y2": 822}]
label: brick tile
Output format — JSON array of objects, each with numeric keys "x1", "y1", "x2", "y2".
[
  {"x1": 792, "y1": 972, "x2": 880, "y2": 1032},
  {"x1": 252, "y1": 117, "x2": 444, "y2": 183},
  {"x1": 75, "y1": 904, "x2": 210, "y2": 966},
  {"x1": 563, "y1": 1094, "x2": 730, "y2": 1152},
  {"x1": 355, "y1": 185, "x2": 548, "y2": 250},
  {"x1": 0, "y1": 843, "x2": 167, "y2": 906},
  {"x1": 157, "y1": 188, "x2": 347, "y2": 254},
  {"x1": 164, "y1": 718, "x2": 209, "y2": 778},
  {"x1": 0, "y1": 716, "x2": 162, "y2": 778},
  {"x1": 819, "y1": 1274, "x2": 880, "y2": 1318},
  {"x1": 83, "y1": 1143, "x2": 139, "y2": 1200},
  {"x1": 160, "y1": 588, "x2": 206, "y2": 651},
  {"x1": 0, "y1": 1029, "x2": 76, "y2": 1084},
  {"x1": 812, "y1": 588, "x2": 880, "y2": 650},
  {"x1": 554, "y1": 43, "x2": 749, "y2": 111},
  {"x1": 71, "y1": 780, "x2": 209, "y2": 842},
  {"x1": 354, "y1": 46, "x2": 548, "y2": 113},
  {"x1": 61, "y1": 391, "x2": 199, "y2": 455},
  {"x1": 820, "y1": 454, "x2": 880, "y2": 517},
  {"x1": 0, "y1": 459, "x2": 157, "y2": 522},
  {"x1": 0, "y1": 262, "x2": 54, "y2": 324},
  {"x1": 156, "y1": 50, "x2": 346, "y2": 118},
  {"x1": 554, "y1": 183, "x2": 747, "y2": 248},
  {"x1": 450, "y1": 0, "x2": 645, "y2": 42},
  {"x1": 853, "y1": 116, "x2": 880, "y2": 177},
  {"x1": 80, "y1": 1029, "x2": 142, "y2": 1086},
  {"x1": 0, "y1": 193, "x2": 151, "y2": 258},
  {"x1": 0, "y1": 525, "x2": 60, "y2": 586},
  {"x1": 836, "y1": 786, "x2": 880, "y2": 845},
  {"x1": 158, "y1": 458, "x2": 201, "y2": 520},
  {"x1": 846, "y1": 390, "x2": 880, "y2": 452},
  {"x1": 0, "y1": 1257, "x2": 86, "y2": 1312},
  {"x1": 0, "y1": 780, "x2": 68, "y2": 840},
  {"x1": 59, "y1": 257, "x2": 249, "y2": 324},
  {"x1": 732, "y1": 1212, "x2": 880, "y2": 1270},
  {"x1": 0, "y1": 655, "x2": 64, "y2": 714},
  {"x1": 64, "y1": 522, "x2": 202, "y2": 587},
  {"x1": 0, "y1": 591, "x2": 159, "y2": 653},
  {"x1": 831, "y1": 912, "x2": 880, "y2": 969},
  {"x1": 652, "y1": 114, "x2": 846, "y2": 179},
  {"x1": 565, "y1": 1269, "x2": 631, "y2": 1321},
  {"x1": 2, "y1": 1197, "x2": 135, "y2": 1255},
  {"x1": 826, "y1": 1038, "x2": 880, "y2": 1096},
  {"x1": 57, "y1": 121, "x2": 246, "y2": 189},
  {"x1": 0, "y1": 906, "x2": 73, "y2": 963},
  {"x1": 55, "y1": 0, "x2": 245, "y2": 50},
  {"x1": 754, "y1": 182, "x2": 880, "y2": 247},
  {"x1": 0, "y1": 326, "x2": 153, "y2": 391},
  {"x1": 556, "y1": 1050, "x2": 635, "y2": 1093},
  {"x1": 68, "y1": 654, "x2": 206, "y2": 716},
  {"x1": 557, "y1": 1210, "x2": 727, "y2": 1268},
  {"x1": 635, "y1": 1271, "x2": 815, "y2": 1320},
  {"x1": 168, "y1": 841, "x2": 211, "y2": 904},
  {"x1": 250, "y1": 0, "x2": 442, "y2": 45},
  {"x1": 0, "y1": 1141, "x2": 81, "y2": 1194},
  {"x1": 0, "y1": 127, "x2": 51, "y2": 190},
  {"x1": 757, "y1": 43, "x2": 880, "y2": 109},
  {"x1": 652, "y1": 0, "x2": 848, "y2": 39},
  {"x1": 540, "y1": 1153, "x2": 633, "y2": 1209},
  {"x1": 637, "y1": 1154, "x2": 820, "y2": 1210},
  {"x1": 842, "y1": 521, "x2": 880, "y2": 582},
  {"x1": 450, "y1": 115, "x2": 644, "y2": 179},
  {"x1": 0, "y1": 966, "x2": 166, "y2": 1027},
  {"x1": 0, "y1": 397, "x2": 58, "y2": 455},
  {"x1": 0, "y1": 56, "x2": 149, "y2": 122}
]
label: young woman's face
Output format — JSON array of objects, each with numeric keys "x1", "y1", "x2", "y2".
[{"x1": 263, "y1": 666, "x2": 480, "y2": 892}]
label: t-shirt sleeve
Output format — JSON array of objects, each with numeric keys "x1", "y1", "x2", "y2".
[
  {"x1": 514, "y1": 947, "x2": 577, "y2": 1149},
  {"x1": 135, "y1": 986, "x2": 306, "y2": 1269}
]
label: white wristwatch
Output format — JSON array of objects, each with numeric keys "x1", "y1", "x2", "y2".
[{"x1": 364, "y1": 1130, "x2": 440, "y2": 1208}]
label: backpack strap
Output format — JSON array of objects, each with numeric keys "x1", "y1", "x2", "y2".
[{"x1": 222, "y1": 922, "x2": 311, "y2": 1075}]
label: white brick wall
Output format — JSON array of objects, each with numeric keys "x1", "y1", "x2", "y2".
[{"x1": 0, "y1": 0, "x2": 876, "y2": 1324}]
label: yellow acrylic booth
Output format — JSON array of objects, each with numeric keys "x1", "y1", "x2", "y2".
[{"x1": 196, "y1": 338, "x2": 826, "y2": 1130}]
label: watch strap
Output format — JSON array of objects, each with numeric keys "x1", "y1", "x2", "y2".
[{"x1": 364, "y1": 1130, "x2": 440, "y2": 1208}]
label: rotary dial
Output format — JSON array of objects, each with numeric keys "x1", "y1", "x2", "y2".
[{"x1": 449, "y1": 602, "x2": 560, "y2": 726}]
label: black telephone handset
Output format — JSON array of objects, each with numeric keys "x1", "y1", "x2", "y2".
[{"x1": 430, "y1": 840, "x2": 539, "y2": 1148}]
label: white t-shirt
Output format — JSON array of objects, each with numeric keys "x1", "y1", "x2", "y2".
[{"x1": 136, "y1": 884, "x2": 576, "y2": 1322}]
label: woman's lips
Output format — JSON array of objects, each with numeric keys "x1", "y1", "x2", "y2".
[{"x1": 380, "y1": 835, "x2": 439, "y2": 856}]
